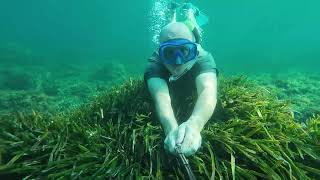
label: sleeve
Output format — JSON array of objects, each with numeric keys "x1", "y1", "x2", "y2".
[
  {"x1": 193, "y1": 50, "x2": 219, "y2": 76},
  {"x1": 143, "y1": 52, "x2": 169, "y2": 82}
]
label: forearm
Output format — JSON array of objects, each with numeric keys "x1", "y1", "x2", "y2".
[
  {"x1": 147, "y1": 78, "x2": 178, "y2": 135},
  {"x1": 189, "y1": 88, "x2": 217, "y2": 131},
  {"x1": 189, "y1": 72, "x2": 218, "y2": 131},
  {"x1": 155, "y1": 99, "x2": 178, "y2": 135}
]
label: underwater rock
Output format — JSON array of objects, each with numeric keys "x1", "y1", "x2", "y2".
[
  {"x1": 90, "y1": 61, "x2": 128, "y2": 83},
  {"x1": 41, "y1": 79, "x2": 60, "y2": 96},
  {"x1": 66, "y1": 83, "x2": 92, "y2": 99},
  {"x1": 0, "y1": 69, "x2": 35, "y2": 90},
  {"x1": 42, "y1": 83, "x2": 59, "y2": 96},
  {"x1": 0, "y1": 42, "x2": 35, "y2": 65},
  {"x1": 48, "y1": 63, "x2": 83, "y2": 79}
]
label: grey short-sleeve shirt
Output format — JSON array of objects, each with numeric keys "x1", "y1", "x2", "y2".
[{"x1": 144, "y1": 46, "x2": 218, "y2": 108}]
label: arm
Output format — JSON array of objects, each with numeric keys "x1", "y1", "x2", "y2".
[
  {"x1": 176, "y1": 71, "x2": 217, "y2": 156},
  {"x1": 147, "y1": 77, "x2": 178, "y2": 135},
  {"x1": 188, "y1": 72, "x2": 218, "y2": 131}
]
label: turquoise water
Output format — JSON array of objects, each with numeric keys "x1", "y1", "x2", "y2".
[
  {"x1": 0, "y1": 0, "x2": 320, "y2": 116},
  {"x1": 1, "y1": 0, "x2": 320, "y2": 73},
  {"x1": 0, "y1": 1, "x2": 319, "y2": 179}
]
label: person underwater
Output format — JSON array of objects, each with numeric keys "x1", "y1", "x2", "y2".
[{"x1": 144, "y1": 20, "x2": 218, "y2": 156}]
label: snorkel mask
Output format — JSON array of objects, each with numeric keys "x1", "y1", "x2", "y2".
[
  {"x1": 159, "y1": 38, "x2": 198, "y2": 65},
  {"x1": 159, "y1": 38, "x2": 198, "y2": 82}
]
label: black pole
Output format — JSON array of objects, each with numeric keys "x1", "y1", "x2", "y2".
[{"x1": 175, "y1": 144, "x2": 197, "y2": 180}]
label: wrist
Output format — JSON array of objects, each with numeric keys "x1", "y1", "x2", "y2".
[
  {"x1": 163, "y1": 121, "x2": 178, "y2": 135},
  {"x1": 187, "y1": 116, "x2": 203, "y2": 132}
]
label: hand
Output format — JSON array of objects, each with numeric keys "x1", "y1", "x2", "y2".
[
  {"x1": 164, "y1": 127, "x2": 179, "y2": 155},
  {"x1": 176, "y1": 121, "x2": 202, "y2": 156}
]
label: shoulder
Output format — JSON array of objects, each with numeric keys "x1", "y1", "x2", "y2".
[
  {"x1": 193, "y1": 46, "x2": 218, "y2": 76},
  {"x1": 147, "y1": 51, "x2": 160, "y2": 62},
  {"x1": 144, "y1": 51, "x2": 169, "y2": 82}
]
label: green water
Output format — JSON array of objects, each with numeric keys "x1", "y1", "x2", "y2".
[
  {"x1": 1, "y1": 0, "x2": 319, "y2": 73},
  {"x1": 0, "y1": 1, "x2": 319, "y2": 178},
  {"x1": 0, "y1": 0, "x2": 320, "y2": 116}
]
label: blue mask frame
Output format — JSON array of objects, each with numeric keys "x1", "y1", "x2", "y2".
[{"x1": 159, "y1": 38, "x2": 198, "y2": 65}]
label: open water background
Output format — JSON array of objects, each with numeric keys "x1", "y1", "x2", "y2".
[{"x1": 0, "y1": 0, "x2": 319, "y2": 74}]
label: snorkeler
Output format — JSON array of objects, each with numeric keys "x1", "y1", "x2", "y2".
[
  {"x1": 144, "y1": 0, "x2": 217, "y2": 157},
  {"x1": 144, "y1": 18, "x2": 218, "y2": 157}
]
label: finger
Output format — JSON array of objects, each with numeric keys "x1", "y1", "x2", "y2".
[
  {"x1": 164, "y1": 131, "x2": 179, "y2": 155},
  {"x1": 169, "y1": 145, "x2": 177, "y2": 155},
  {"x1": 181, "y1": 126, "x2": 193, "y2": 154},
  {"x1": 176, "y1": 125, "x2": 186, "y2": 144},
  {"x1": 169, "y1": 135, "x2": 177, "y2": 155},
  {"x1": 182, "y1": 127, "x2": 201, "y2": 156},
  {"x1": 164, "y1": 136, "x2": 170, "y2": 152},
  {"x1": 184, "y1": 147, "x2": 196, "y2": 156}
]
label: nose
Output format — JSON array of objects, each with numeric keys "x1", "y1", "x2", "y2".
[
  {"x1": 175, "y1": 51, "x2": 184, "y2": 65},
  {"x1": 176, "y1": 56, "x2": 183, "y2": 65}
]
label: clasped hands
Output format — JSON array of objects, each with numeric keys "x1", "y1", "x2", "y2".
[{"x1": 164, "y1": 119, "x2": 202, "y2": 156}]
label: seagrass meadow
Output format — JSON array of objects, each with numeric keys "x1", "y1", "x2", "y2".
[
  {"x1": 1, "y1": 0, "x2": 320, "y2": 179},
  {"x1": 0, "y1": 76, "x2": 319, "y2": 179}
]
